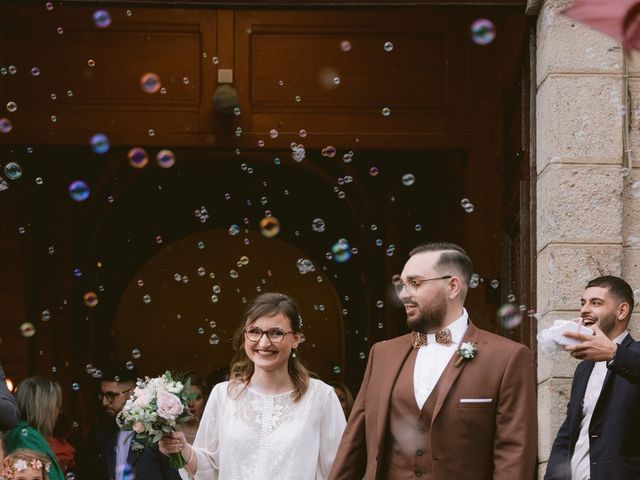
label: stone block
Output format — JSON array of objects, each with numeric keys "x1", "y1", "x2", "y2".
[
  {"x1": 622, "y1": 167, "x2": 640, "y2": 242},
  {"x1": 626, "y1": 82, "x2": 640, "y2": 170},
  {"x1": 537, "y1": 164, "x2": 623, "y2": 251},
  {"x1": 537, "y1": 75, "x2": 623, "y2": 174},
  {"x1": 537, "y1": 311, "x2": 581, "y2": 383},
  {"x1": 537, "y1": 244, "x2": 623, "y2": 313},
  {"x1": 538, "y1": 377, "x2": 573, "y2": 462},
  {"x1": 537, "y1": 0, "x2": 622, "y2": 86},
  {"x1": 623, "y1": 248, "x2": 640, "y2": 296},
  {"x1": 629, "y1": 313, "x2": 640, "y2": 340}
]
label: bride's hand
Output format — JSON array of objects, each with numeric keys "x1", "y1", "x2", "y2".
[{"x1": 159, "y1": 431, "x2": 189, "y2": 457}]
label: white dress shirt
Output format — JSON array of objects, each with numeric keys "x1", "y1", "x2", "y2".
[
  {"x1": 115, "y1": 430, "x2": 134, "y2": 480},
  {"x1": 413, "y1": 309, "x2": 469, "y2": 409},
  {"x1": 570, "y1": 330, "x2": 628, "y2": 480}
]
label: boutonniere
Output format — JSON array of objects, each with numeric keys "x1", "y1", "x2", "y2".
[
  {"x1": 131, "y1": 441, "x2": 145, "y2": 454},
  {"x1": 455, "y1": 342, "x2": 478, "y2": 367}
]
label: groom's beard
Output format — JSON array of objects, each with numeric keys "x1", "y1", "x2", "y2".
[{"x1": 406, "y1": 297, "x2": 447, "y2": 333}]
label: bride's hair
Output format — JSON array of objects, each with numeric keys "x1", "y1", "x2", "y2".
[{"x1": 229, "y1": 292, "x2": 309, "y2": 401}]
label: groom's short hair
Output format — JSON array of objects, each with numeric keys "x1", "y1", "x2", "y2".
[
  {"x1": 586, "y1": 275, "x2": 635, "y2": 320},
  {"x1": 409, "y1": 242, "x2": 473, "y2": 286}
]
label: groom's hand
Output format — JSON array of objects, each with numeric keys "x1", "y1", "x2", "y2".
[{"x1": 563, "y1": 324, "x2": 617, "y2": 361}]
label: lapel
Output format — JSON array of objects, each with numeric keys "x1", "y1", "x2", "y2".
[
  {"x1": 431, "y1": 321, "x2": 479, "y2": 423},
  {"x1": 592, "y1": 334, "x2": 635, "y2": 419},
  {"x1": 375, "y1": 335, "x2": 414, "y2": 451},
  {"x1": 126, "y1": 434, "x2": 142, "y2": 467},
  {"x1": 103, "y1": 425, "x2": 119, "y2": 479}
]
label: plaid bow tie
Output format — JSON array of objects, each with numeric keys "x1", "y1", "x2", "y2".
[{"x1": 411, "y1": 328, "x2": 452, "y2": 348}]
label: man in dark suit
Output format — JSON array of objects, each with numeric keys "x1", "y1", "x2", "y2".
[
  {"x1": 78, "y1": 363, "x2": 179, "y2": 480},
  {"x1": 329, "y1": 242, "x2": 537, "y2": 480},
  {"x1": 545, "y1": 275, "x2": 640, "y2": 480}
]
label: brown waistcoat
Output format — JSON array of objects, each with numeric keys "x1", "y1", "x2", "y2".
[{"x1": 381, "y1": 348, "x2": 450, "y2": 480}]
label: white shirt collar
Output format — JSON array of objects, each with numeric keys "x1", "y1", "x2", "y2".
[
  {"x1": 613, "y1": 330, "x2": 629, "y2": 345},
  {"x1": 427, "y1": 308, "x2": 469, "y2": 345}
]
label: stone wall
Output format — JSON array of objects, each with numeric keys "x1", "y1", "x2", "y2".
[{"x1": 536, "y1": 0, "x2": 640, "y2": 476}]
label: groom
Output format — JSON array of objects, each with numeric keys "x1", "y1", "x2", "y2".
[{"x1": 329, "y1": 242, "x2": 537, "y2": 479}]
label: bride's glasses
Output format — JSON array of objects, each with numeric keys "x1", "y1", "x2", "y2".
[{"x1": 244, "y1": 327, "x2": 294, "y2": 344}]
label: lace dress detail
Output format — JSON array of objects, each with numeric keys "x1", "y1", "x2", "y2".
[{"x1": 183, "y1": 378, "x2": 346, "y2": 480}]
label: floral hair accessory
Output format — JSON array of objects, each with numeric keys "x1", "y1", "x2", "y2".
[{"x1": 0, "y1": 457, "x2": 51, "y2": 479}]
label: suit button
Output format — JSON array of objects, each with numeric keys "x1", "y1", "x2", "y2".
[
  {"x1": 416, "y1": 449, "x2": 424, "y2": 456},
  {"x1": 415, "y1": 470, "x2": 423, "y2": 477}
]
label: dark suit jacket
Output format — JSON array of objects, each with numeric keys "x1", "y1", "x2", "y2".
[
  {"x1": 78, "y1": 419, "x2": 180, "y2": 480},
  {"x1": 545, "y1": 334, "x2": 640, "y2": 480},
  {"x1": 329, "y1": 321, "x2": 538, "y2": 480}
]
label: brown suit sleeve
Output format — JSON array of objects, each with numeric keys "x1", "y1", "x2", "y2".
[
  {"x1": 493, "y1": 344, "x2": 537, "y2": 480},
  {"x1": 328, "y1": 342, "x2": 377, "y2": 480}
]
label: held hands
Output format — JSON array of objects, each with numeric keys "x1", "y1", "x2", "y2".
[
  {"x1": 563, "y1": 324, "x2": 617, "y2": 361},
  {"x1": 159, "y1": 430, "x2": 191, "y2": 459}
]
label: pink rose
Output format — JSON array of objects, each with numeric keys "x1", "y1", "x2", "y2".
[
  {"x1": 156, "y1": 389, "x2": 184, "y2": 421},
  {"x1": 133, "y1": 421, "x2": 145, "y2": 433}
]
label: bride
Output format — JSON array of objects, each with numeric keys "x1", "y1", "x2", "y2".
[{"x1": 160, "y1": 292, "x2": 346, "y2": 480}]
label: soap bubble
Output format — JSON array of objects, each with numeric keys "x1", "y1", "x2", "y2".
[
  {"x1": 156, "y1": 149, "x2": 175, "y2": 168},
  {"x1": 260, "y1": 216, "x2": 280, "y2": 237},
  {"x1": 383, "y1": 41, "x2": 394, "y2": 52},
  {"x1": 332, "y1": 366, "x2": 342, "y2": 374},
  {"x1": 331, "y1": 239, "x2": 352, "y2": 263},
  {"x1": 471, "y1": 19, "x2": 496, "y2": 45},
  {"x1": 469, "y1": 273, "x2": 480, "y2": 288},
  {"x1": 342, "y1": 151, "x2": 354, "y2": 163},
  {"x1": 269, "y1": 129, "x2": 278, "y2": 138},
  {"x1": 401, "y1": 173, "x2": 415, "y2": 186},
  {"x1": 131, "y1": 348, "x2": 141, "y2": 359},
  {"x1": 90, "y1": 133, "x2": 110, "y2": 154},
  {"x1": 6, "y1": 102, "x2": 17, "y2": 113},
  {"x1": 311, "y1": 218, "x2": 326, "y2": 232},
  {"x1": 83, "y1": 291, "x2": 99, "y2": 307},
  {"x1": 68, "y1": 180, "x2": 90, "y2": 202},
  {"x1": 92, "y1": 9, "x2": 112, "y2": 28},
  {"x1": 369, "y1": 166, "x2": 379, "y2": 176},
  {"x1": 4, "y1": 162, "x2": 22, "y2": 180},
  {"x1": 128, "y1": 147, "x2": 149, "y2": 168},
  {"x1": 498, "y1": 303, "x2": 521, "y2": 329},
  {"x1": 0, "y1": 118, "x2": 12, "y2": 134},
  {"x1": 296, "y1": 258, "x2": 315, "y2": 275},
  {"x1": 31, "y1": 66, "x2": 41, "y2": 76},
  {"x1": 20, "y1": 322, "x2": 36, "y2": 338},
  {"x1": 381, "y1": 107, "x2": 391, "y2": 117},
  {"x1": 41, "y1": 310, "x2": 51, "y2": 322},
  {"x1": 140, "y1": 72, "x2": 161, "y2": 94},
  {"x1": 142, "y1": 294, "x2": 151, "y2": 304},
  {"x1": 321, "y1": 146, "x2": 337, "y2": 158},
  {"x1": 209, "y1": 334, "x2": 220, "y2": 345},
  {"x1": 229, "y1": 224, "x2": 240, "y2": 236},
  {"x1": 71, "y1": 383, "x2": 80, "y2": 391},
  {"x1": 87, "y1": 59, "x2": 95, "y2": 67},
  {"x1": 490, "y1": 279, "x2": 500, "y2": 289},
  {"x1": 340, "y1": 40, "x2": 352, "y2": 52}
]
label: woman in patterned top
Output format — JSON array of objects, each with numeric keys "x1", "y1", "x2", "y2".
[{"x1": 160, "y1": 292, "x2": 346, "y2": 480}]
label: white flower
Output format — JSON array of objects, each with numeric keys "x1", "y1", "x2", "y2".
[
  {"x1": 14, "y1": 459, "x2": 28, "y2": 471},
  {"x1": 455, "y1": 342, "x2": 478, "y2": 367}
]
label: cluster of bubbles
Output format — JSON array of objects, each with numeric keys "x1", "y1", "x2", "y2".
[
  {"x1": 290, "y1": 143, "x2": 306, "y2": 162},
  {"x1": 194, "y1": 206, "x2": 210, "y2": 223},
  {"x1": 460, "y1": 198, "x2": 475, "y2": 213}
]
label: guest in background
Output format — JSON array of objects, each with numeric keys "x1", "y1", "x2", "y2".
[
  {"x1": 160, "y1": 292, "x2": 346, "y2": 480},
  {"x1": 0, "y1": 365, "x2": 18, "y2": 431},
  {"x1": 5, "y1": 377, "x2": 64, "y2": 480},
  {"x1": 0, "y1": 448, "x2": 52, "y2": 480},
  {"x1": 77, "y1": 362, "x2": 179, "y2": 480},
  {"x1": 329, "y1": 381, "x2": 354, "y2": 419},
  {"x1": 205, "y1": 367, "x2": 229, "y2": 390},
  {"x1": 176, "y1": 373, "x2": 210, "y2": 444},
  {"x1": 47, "y1": 414, "x2": 76, "y2": 473}
]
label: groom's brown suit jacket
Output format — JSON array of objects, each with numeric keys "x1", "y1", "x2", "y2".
[{"x1": 329, "y1": 321, "x2": 537, "y2": 480}]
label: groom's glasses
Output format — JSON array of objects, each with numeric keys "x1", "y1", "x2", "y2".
[
  {"x1": 245, "y1": 327, "x2": 294, "y2": 344},
  {"x1": 394, "y1": 275, "x2": 452, "y2": 296},
  {"x1": 97, "y1": 387, "x2": 133, "y2": 402}
]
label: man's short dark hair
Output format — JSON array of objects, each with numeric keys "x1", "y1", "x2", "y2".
[
  {"x1": 409, "y1": 242, "x2": 473, "y2": 285},
  {"x1": 100, "y1": 362, "x2": 139, "y2": 384},
  {"x1": 586, "y1": 275, "x2": 635, "y2": 319}
]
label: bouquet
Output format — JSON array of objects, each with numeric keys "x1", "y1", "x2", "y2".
[{"x1": 116, "y1": 371, "x2": 194, "y2": 468}]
